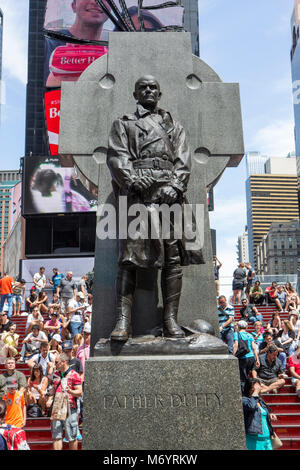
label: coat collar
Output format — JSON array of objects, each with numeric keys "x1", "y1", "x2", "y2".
[{"x1": 134, "y1": 104, "x2": 174, "y2": 134}]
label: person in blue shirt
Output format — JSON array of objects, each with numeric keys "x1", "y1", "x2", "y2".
[
  {"x1": 49, "y1": 268, "x2": 64, "y2": 297},
  {"x1": 233, "y1": 320, "x2": 260, "y2": 395},
  {"x1": 218, "y1": 296, "x2": 235, "y2": 354}
]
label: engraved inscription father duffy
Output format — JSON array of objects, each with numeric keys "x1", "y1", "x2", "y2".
[{"x1": 107, "y1": 75, "x2": 205, "y2": 342}]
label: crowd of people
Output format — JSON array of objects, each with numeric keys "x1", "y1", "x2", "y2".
[
  {"x1": 0, "y1": 268, "x2": 93, "y2": 451},
  {"x1": 217, "y1": 260, "x2": 300, "y2": 450}
]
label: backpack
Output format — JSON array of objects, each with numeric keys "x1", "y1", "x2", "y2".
[
  {"x1": 27, "y1": 403, "x2": 43, "y2": 418},
  {"x1": 235, "y1": 332, "x2": 250, "y2": 358}
]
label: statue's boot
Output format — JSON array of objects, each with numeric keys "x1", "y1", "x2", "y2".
[
  {"x1": 110, "y1": 267, "x2": 136, "y2": 342},
  {"x1": 161, "y1": 266, "x2": 185, "y2": 338}
]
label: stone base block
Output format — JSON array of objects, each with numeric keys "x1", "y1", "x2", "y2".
[{"x1": 82, "y1": 355, "x2": 246, "y2": 450}]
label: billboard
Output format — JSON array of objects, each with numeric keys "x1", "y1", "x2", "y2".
[
  {"x1": 44, "y1": 89, "x2": 61, "y2": 155},
  {"x1": 22, "y1": 156, "x2": 98, "y2": 215}
]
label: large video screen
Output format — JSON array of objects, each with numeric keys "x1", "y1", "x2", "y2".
[{"x1": 23, "y1": 156, "x2": 98, "y2": 215}]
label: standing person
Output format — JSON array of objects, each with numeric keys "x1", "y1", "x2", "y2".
[
  {"x1": 217, "y1": 296, "x2": 235, "y2": 354},
  {"x1": 62, "y1": 341, "x2": 83, "y2": 375},
  {"x1": 77, "y1": 275, "x2": 88, "y2": 301},
  {"x1": 0, "y1": 357, "x2": 27, "y2": 398},
  {"x1": 0, "y1": 273, "x2": 15, "y2": 318},
  {"x1": 67, "y1": 292, "x2": 86, "y2": 338},
  {"x1": 12, "y1": 279, "x2": 26, "y2": 316},
  {"x1": 33, "y1": 267, "x2": 46, "y2": 294},
  {"x1": 242, "y1": 378, "x2": 277, "y2": 450},
  {"x1": 49, "y1": 268, "x2": 64, "y2": 298},
  {"x1": 0, "y1": 399, "x2": 30, "y2": 450},
  {"x1": 58, "y1": 271, "x2": 77, "y2": 314},
  {"x1": 76, "y1": 322, "x2": 90, "y2": 380},
  {"x1": 233, "y1": 320, "x2": 260, "y2": 394},
  {"x1": 245, "y1": 262, "x2": 255, "y2": 300},
  {"x1": 232, "y1": 263, "x2": 247, "y2": 305},
  {"x1": 213, "y1": 255, "x2": 222, "y2": 297},
  {"x1": 49, "y1": 353, "x2": 82, "y2": 451},
  {"x1": 2, "y1": 377, "x2": 26, "y2": 429}
]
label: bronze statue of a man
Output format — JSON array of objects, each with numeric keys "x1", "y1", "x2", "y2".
[{"x1": 107, "y1": 75, "x2": 204, "y2": 341}]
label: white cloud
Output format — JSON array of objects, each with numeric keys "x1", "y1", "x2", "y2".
[
  {"x1": 0, "y1": 0, "x2": 29, "y2": 85},
  {"x1": 250, "y1": 119, "x2": 295, "y2": 156}
]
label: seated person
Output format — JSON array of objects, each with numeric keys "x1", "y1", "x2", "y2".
[
  {"x1": 239, "y1": 299, "x2": 263, "y2": 324},
  {"x1": 266, "y1": 310, "x2": 282, "y2": 337},
  {"x1": 0, "y1": 324, "x2": 19, "y2": 359},
  {"x1": 258, "y1": 331, "x2": 287, "y2": 370},
  {"x1": 43, "y1": 309, "x2": 61, "y2": 341},
  {"x1": 0, "y1": 358, "x2": 27, "y2": 398},
  {"x1": 25, "y1": 364, "x2": 48, "y2": 415},
  {"x1": 251, "y1": 321, "x2": 264, "y2": 352},
  {"x1": 277, "y1": 320, "x2": 296, "y2": 357},
  {"x1": 265, "y1": 282, "x2": 283, "y2": 312},
  {"x1": 288, "y1": 348, "x2": 300, "y2": 399},
  {"x1": 35, "y1": 291, "x2": 48, "y2": 315},
  {"x1": 249, "y1": 281, "x2": 265, "y2": 305},
  {"x1": 26, "y1": 342, "x2": 55, "y2": 378},
  {"x1": 276, "y1": 285, "x2": 287, "y2": 311},
  {"x1": 25, "y1": 307, "x2": 44, "y2": 335},
  {"x1": 25, "y1": 287, "x2": 39, "y2": 312},
  {"x1": 252, "y1": 344, "x2": 286, "y2": 394},
  {"x1": 48, "y1": 293, "x2": 61, "y2": 310},
  {"x1": 286, "y1": 295, "x2": 300, "y2": 315},
  {"x1": 20, "y1": 325, "x2": 48, "y2": 362},
  {"x1": 0, "y1": 313, "x2": 12, "y2": 334}
]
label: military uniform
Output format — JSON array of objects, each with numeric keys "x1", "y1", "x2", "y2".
[{"x1": 107, "y1": 104, "x2": 204, "y2": 340}]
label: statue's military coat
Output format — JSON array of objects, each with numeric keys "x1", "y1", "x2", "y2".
[{"x1": 107, "y1": 104, "x2": 204, "y2": 268}]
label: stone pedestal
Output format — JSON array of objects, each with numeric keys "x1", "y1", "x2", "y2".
[{"x1": 82, "y1": 355, "x2": 246, "y2": 450}]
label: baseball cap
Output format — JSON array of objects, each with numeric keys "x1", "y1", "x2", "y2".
[
  {"x1": 52, "y1": 334, "x2": 62, "y2": 343},
  {"x1": 83, "y1": 323, "x2": 91, "y2": 334},
  {"x1": 62, "y1": 340, "x2": 73, "y2": 350},
  {"x1": 7, "y1": 377, "x2": 18, "y2": 389},
  {"x1": 77, "y1": 292, "x2": 85, "y2": 299}
]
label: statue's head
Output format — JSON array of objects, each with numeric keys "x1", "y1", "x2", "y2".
[{"x1": 133, "y1": 75, "x2": 162, "y2": 110}]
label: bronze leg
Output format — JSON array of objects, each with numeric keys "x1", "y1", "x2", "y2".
[
  {"x1": 161, "y1": 238, "x2": 185, "y2": 338},
  {"x1": 110, "y1": 267, "x2": 136, "y2": 342}
]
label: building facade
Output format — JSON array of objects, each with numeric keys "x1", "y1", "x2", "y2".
[
  {"x1": 291, "y1": 0, "x2": 300, "y2": 166},
  {"x1": 256, "y1": 219, "x2": 300, "y2": 275},
  {"x1": 237, "y1": 227, "x2": 249, "y2": 264},
  {"x1": 246, "y1": 168, "x2": 299, "y2": 270},
  {"x1": 0, "y1": 171, "x2": 22, "y2": 273}
]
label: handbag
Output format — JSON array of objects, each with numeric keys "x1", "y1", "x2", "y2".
[
  {"x1": 271, "y1": 432, "x2": 283, "y2": 450},
  {"x1": 50, "y1": 391, "x2": 69, "y2": 421}
]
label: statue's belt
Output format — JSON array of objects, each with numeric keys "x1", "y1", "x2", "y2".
[{"x1": 133, "y1": 158, "x2": 173, "y2": 171}]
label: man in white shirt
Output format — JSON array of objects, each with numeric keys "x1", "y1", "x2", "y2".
[
  {"x1": 33, "y1": 267, "x2": 47, "y2": 293},
  {"x1": 68, "y1": 292, "x2": 86, "y2": 338},
  {"x1": 20, "y1": 325, "x2": 48, "y2": 362},
  {"x1": 27, "y1": 342, "x2": 55, "y2": 377}
]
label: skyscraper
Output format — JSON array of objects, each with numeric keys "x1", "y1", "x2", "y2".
[
  {"x1": 0, "y1": 9, "x2": 3, "y2": 82},
  {"x1": 246, "y1": 158, "x2": 299, "y2": 269},
  {"x1": 245, "y1": 151, "x2": 269, "y2": 178},
  {"x1": 0, "y1": 171, "x2": 22, "y2": 273},
  {"x1": 291, "y1": 0, "x2": 300, "y2": 172}
]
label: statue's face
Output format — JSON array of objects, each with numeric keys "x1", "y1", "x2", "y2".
[{"x1": 134, "y1": 77, "x2": 161, "y2": 109}]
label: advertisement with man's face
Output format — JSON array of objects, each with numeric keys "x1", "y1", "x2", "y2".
[{"x1": 23, "y1": 156, "x2": 98, "y2": 215}]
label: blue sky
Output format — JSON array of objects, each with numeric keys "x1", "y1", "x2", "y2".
[{"x1": 0, "y1": 0, "x2": 297, "y2": 291}]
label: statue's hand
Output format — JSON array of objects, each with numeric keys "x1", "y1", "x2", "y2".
[
  {"x1": 133, "y1": 176, "x2": 155, "y2": 192},
  {"x1": 160, "y1": 186, "x2": 178, "y2": 204}
]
